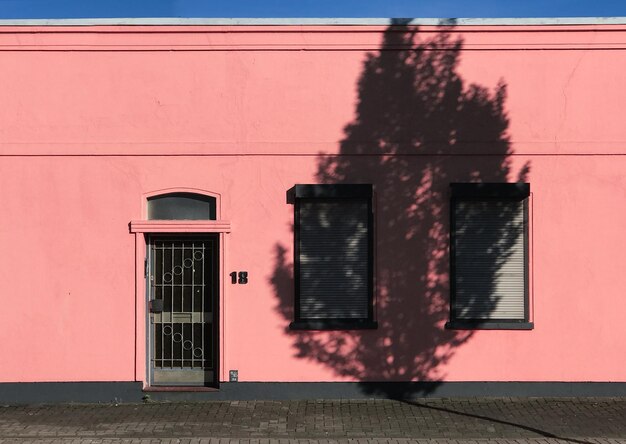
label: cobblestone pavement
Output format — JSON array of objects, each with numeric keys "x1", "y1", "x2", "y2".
[{"x1": 0, "y1": 398, "x2": 624, "y2": 444}]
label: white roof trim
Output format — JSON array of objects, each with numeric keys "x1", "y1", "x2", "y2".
[{"x1": 0, "y1": 17, "x2": 625, "y2": 26}]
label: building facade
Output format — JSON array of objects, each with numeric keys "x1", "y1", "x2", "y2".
[{"x1": 0, "y1": 18, "x2": 625, "y2": 402}]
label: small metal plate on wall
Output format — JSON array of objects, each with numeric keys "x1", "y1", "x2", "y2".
[{"x1": 229, "y1": 370, "x2": 238, "y2": 382}]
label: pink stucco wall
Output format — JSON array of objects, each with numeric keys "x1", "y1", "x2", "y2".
[{"x1": 0, "y1": 23, "x2": 625, "y2": 384}]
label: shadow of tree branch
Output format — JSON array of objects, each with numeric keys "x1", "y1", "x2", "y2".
[{"x1": 404, "y1": 400, "x2": 593, "y2": 444}]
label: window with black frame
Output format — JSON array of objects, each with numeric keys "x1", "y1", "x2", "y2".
[
  {"x1": 290, "y1": 184, "x2": 377, "y2": 330},
  {"x1": 447, "y1": 183, "x2": 533, "y2": 330},
  {"x1": 147, "y1": 193, "x2": 216, "y2": 220}
]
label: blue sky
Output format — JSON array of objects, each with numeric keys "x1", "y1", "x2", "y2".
[{"x1": 0, "y1": 0, "x2": 625, "y2": 19}]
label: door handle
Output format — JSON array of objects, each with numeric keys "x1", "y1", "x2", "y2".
[{"x1": 149, "y1": 299, "x2": 163, "y2": 313}]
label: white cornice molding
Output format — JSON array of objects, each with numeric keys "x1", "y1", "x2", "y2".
[{"x1": 0, "y1": 17, "x2": 626, "y2": 26}]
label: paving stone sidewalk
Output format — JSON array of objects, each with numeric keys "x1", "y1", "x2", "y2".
[{"x1": 0, "y1": 398, "x2": 624, "y2": 444}]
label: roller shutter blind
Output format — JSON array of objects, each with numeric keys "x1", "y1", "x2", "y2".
[
  {"x1": 299, "y1": 200, "x2": 369, "y2": 319},
  {"x1": 450, "y1": 183, "x2": 529, "y2": 324},
  {"x1": 293, "y1": 184, "x2": 374, "y2": 326}
]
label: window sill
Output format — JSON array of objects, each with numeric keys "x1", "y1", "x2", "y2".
[
  {"x1": 445, "y1": 321, "x2": 534, "y2": 330},
  {"x1": 290, "y1": 320, "x2": 378, "y2": 331}
]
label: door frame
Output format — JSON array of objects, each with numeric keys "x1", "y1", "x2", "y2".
[
  {"x1": 130, "y1": 187, "x2": 231, "y2": 390},
  {"x1": 146, "y1": 233, "x2": 220, "y2": 387}
]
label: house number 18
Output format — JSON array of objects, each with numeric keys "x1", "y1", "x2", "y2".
[{"x1": 230, "y1": 271, "x2": 248, "y2": 284}]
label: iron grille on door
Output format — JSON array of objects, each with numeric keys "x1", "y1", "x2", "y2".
[{"x1": 149, "y1": 236, "x2": 218, "y2": 386}]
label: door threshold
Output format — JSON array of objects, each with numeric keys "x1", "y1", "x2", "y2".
[{"x1": 143, "y1": 386, "x2": 219, "y2": 392}]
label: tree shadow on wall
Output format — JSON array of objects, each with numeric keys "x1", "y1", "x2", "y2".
[{"x1": 271, "y1": 20, "x2": 530, "y2": 398}]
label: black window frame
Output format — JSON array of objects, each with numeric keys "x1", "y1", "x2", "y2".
[
  {"x1": 290, "y1": 184, "x2": 377, "y2": 330},
  {"x1": 446, "y1": 183, "x2": 533, "y2": 330},
  {"x1": 147, "y1": 192, "x2": 217, "y2": 221}
]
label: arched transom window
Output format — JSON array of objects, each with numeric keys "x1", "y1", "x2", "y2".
[{"x1": 147, "y1": 193, "x2": 216, "y2": 220}]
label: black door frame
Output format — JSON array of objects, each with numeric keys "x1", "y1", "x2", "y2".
[{"x1": 146, "y1": 233, "x2": 220, "y2": 388}]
